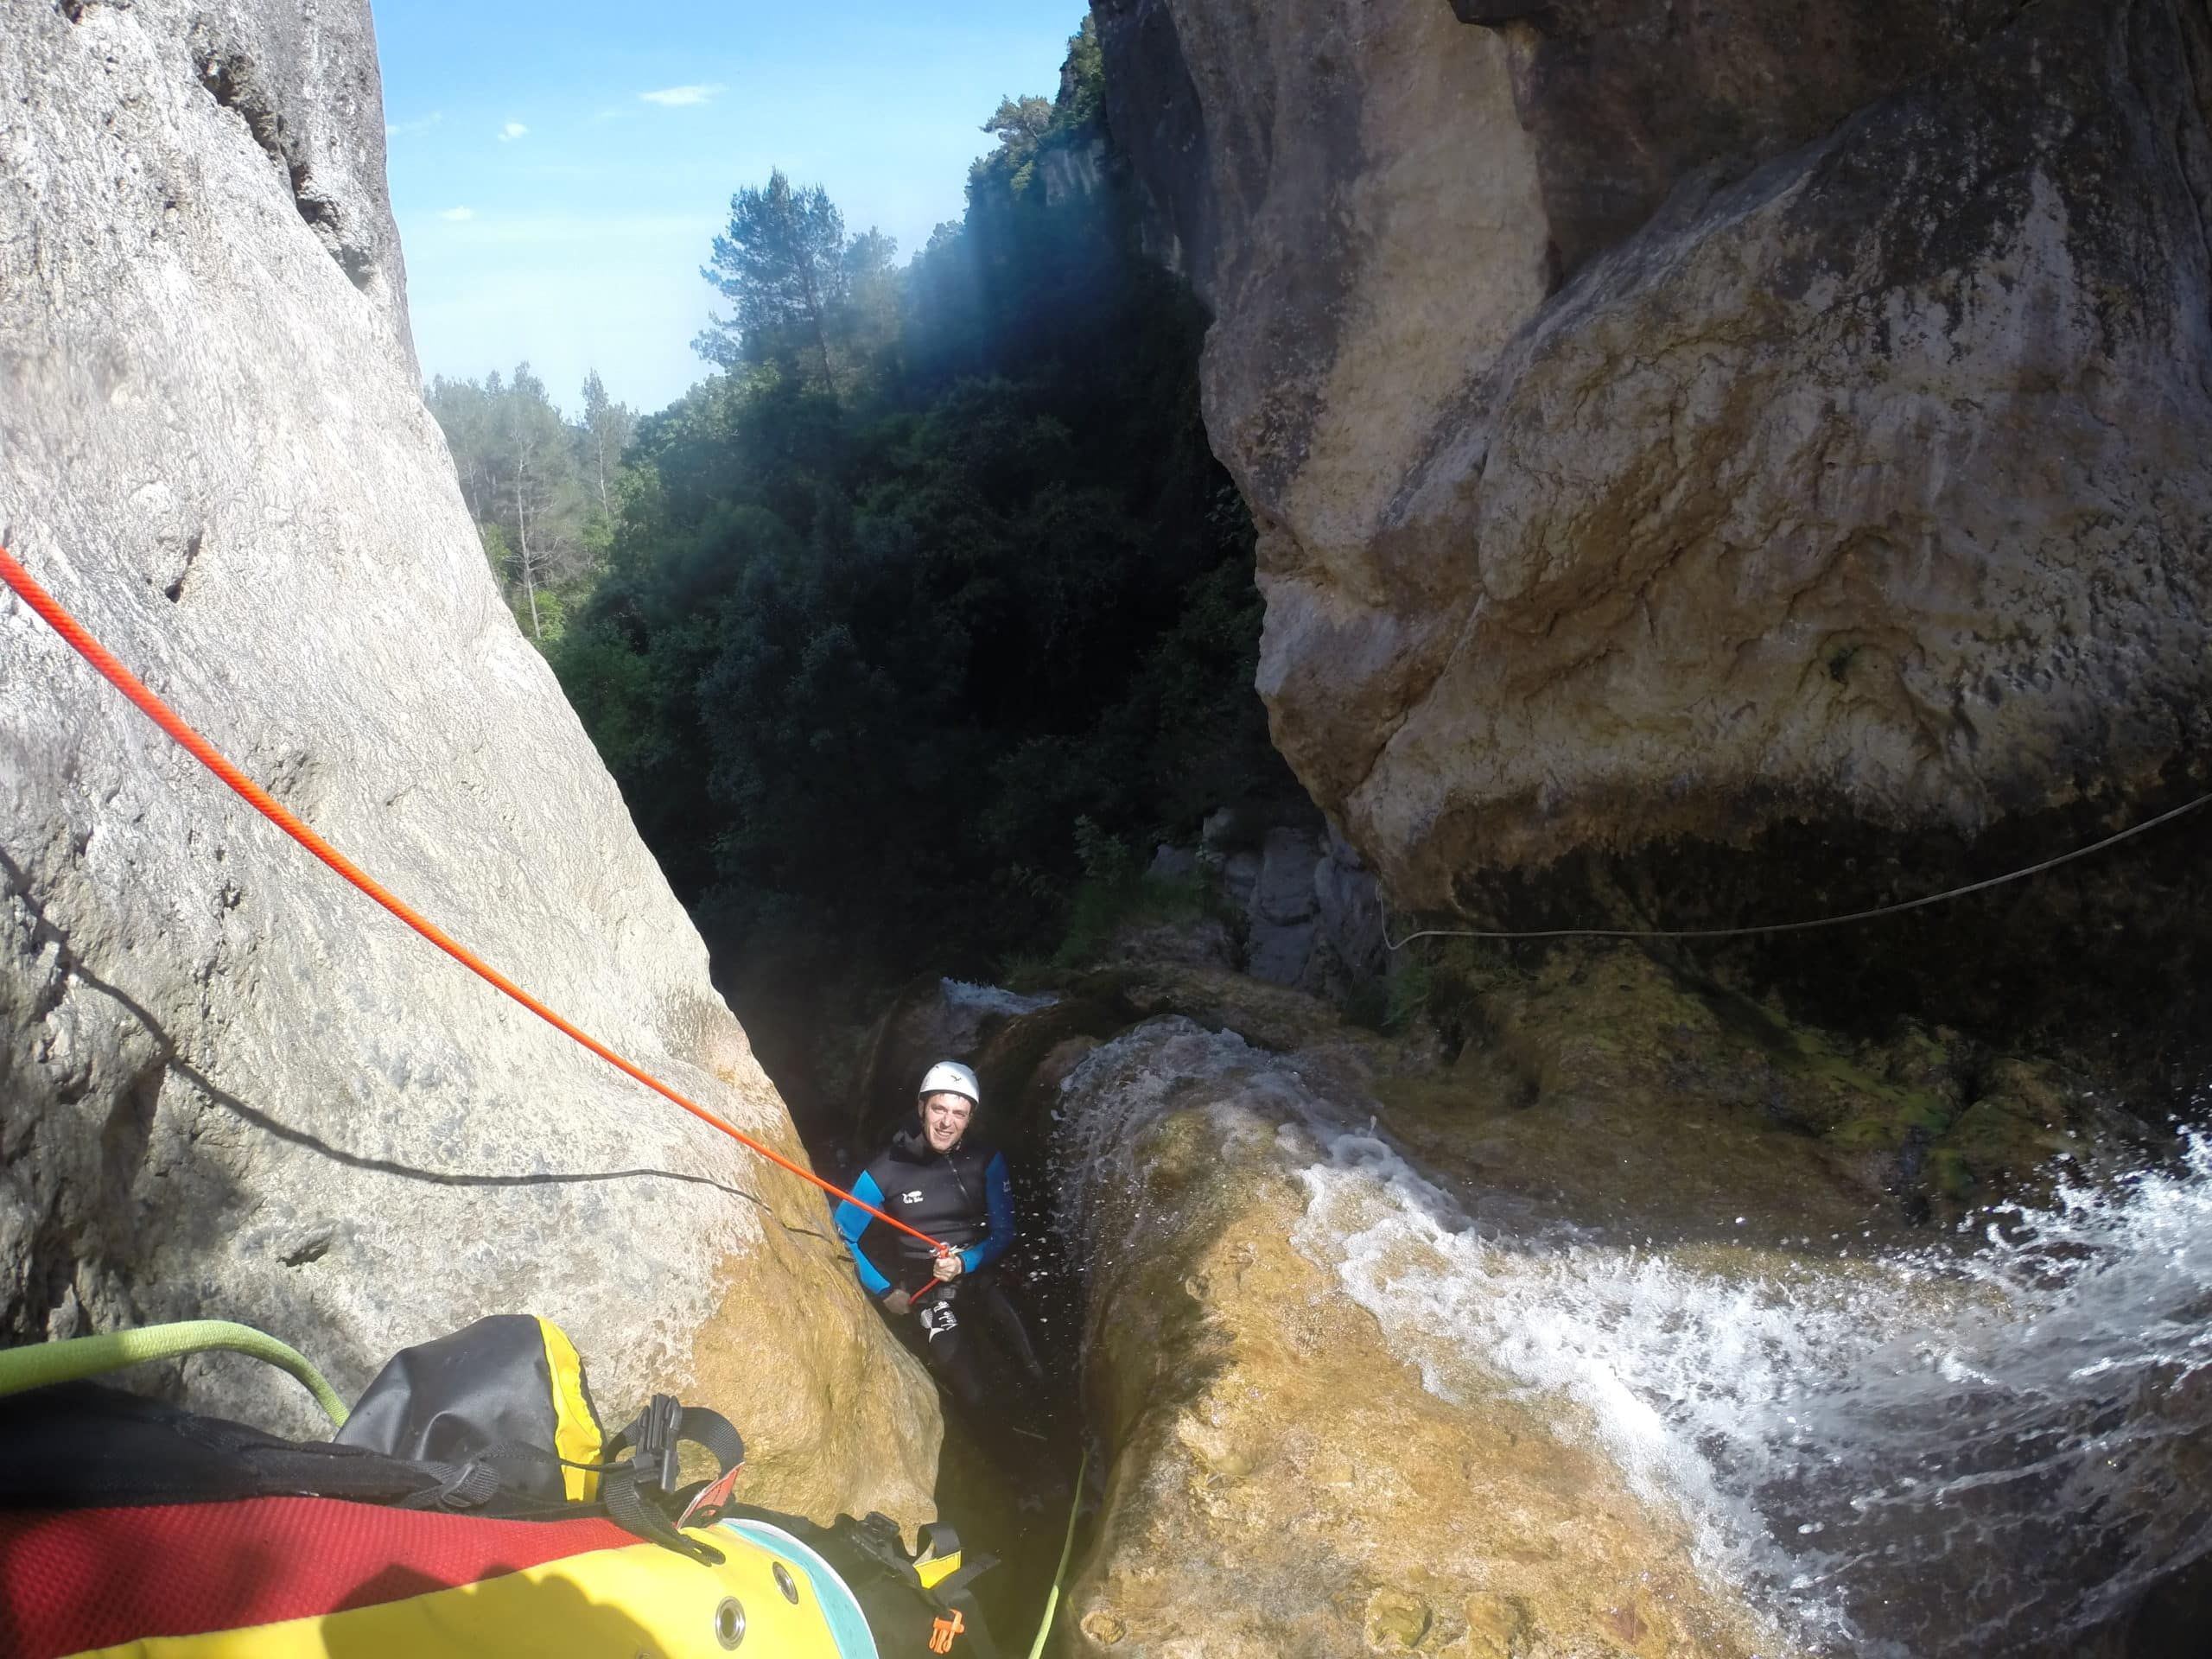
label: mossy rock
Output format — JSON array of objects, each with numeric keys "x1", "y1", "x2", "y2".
[{"x1": 1825, "y1": 1090, "x2": 1956, "y2": 1153}]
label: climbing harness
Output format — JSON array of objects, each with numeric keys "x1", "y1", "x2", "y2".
[
  {"x1": 1384, "y1": 791, "x2": 2211, "y2": 950},
  {"x1": 0, "y1": 543, "x2": 944, "y2": 1255}
]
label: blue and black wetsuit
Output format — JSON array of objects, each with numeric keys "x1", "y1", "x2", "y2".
[{"x1": 836, "y1": 1123, "x2": 1038, "y2": 1408}]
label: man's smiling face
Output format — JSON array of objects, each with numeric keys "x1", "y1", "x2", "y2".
[{"x1": 919, "y1": 1090, "x2": 972, "y2": 1153}]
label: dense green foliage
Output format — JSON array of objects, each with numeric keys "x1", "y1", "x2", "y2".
[
  {"x1": 426, "y1": 366, "x2": 638, "y2": 643},
  {"x1": 441, "y1": 21, "x2": 1292, "y2": 1001}
]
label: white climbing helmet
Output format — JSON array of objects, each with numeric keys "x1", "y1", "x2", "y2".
[{"x1": 917, "y1": 1059, "x2": 981, "y2": 1108}]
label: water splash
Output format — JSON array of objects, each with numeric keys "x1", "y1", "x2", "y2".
[
  {"x1": 1053, "y1": 1019, "x2": 2212, "y2": 1656},
  {"x1": 1051, "y1": 1017, "x2": 1291, "y2": 1257},
  {"x1": 940, "y1": 977, "x2": 1058, "y2": 1019}
]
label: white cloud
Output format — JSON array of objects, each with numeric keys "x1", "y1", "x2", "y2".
[
  {"x1": 499, "y1": 121, "x2": 530, "y2": 142},
  {"x1": 639, "y1": 84, "x2": 724, "y2": 107},
  {"x1": 385, "y1": 112, "x2": 443, "y2": 139},
  {"x1": 439, "y1": 207, "x2": 476, "y2": 222}
]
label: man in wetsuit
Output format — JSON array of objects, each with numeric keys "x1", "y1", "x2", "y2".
[{"x1": 835, "y1": 1059, "x2": 1042, "y2": 1411}]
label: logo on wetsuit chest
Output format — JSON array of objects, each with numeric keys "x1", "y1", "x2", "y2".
[{"x1": 899, "y1": 1190, "x2": 925, "y2": 1204}]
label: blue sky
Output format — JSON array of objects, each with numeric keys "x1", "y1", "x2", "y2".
[{"x1": 374, "y1": 1, "x2": 1083, "y2": 416}]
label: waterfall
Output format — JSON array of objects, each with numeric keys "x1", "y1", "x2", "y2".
[{"x1": 1052, "y1": 1018, "x2": 2212, "y2": 1656}]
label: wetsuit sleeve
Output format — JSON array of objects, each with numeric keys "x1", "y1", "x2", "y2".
[
  {"x1": 961, "y1": 1152, "x2": 1016, "y2": 1274},
  {"x1": 836, "y1": 1170, "x2": 895, "y2": 1297}
]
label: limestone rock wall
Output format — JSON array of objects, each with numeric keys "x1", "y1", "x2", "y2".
[
  {"x1": 0, "y1": 0, "x2": 936, "y2": 1522},
  {"x1": 1096, "y1": 0, "x2": 2212, "y2": 912}
]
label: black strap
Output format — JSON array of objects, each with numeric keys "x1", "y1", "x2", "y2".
[
  {"x1": 607, "y1": 1396, "x2": 745, "y2": 1496},
  {"x1": 392, "y1": 1442, "x2": 571, "y2": 1514},
  {"x1": 670, "y1": 1406, "x2": 745, "y2": 1476},
  {"x1": 397, "y1": 1459, "x2": 506, "y2": 1512},
  {"x1": 601, "y1": 1459, "x2": 724, "y2": 1565},
  {"x1": 929, "y1": 1554, "x2": 1000, "y2": 1603},
  {"x1": 593, "y1": 1395, "x2": 747, "y2": 1565}
]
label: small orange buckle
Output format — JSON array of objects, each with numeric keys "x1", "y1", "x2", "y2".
[{"x1": 929, "y1": 1609, "x2": 966, "y2": 1653}]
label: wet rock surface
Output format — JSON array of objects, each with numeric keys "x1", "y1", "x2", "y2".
[
  {"x1": 1053, "y1": 1018, "x2": 1787, "y2": 1658},
  {"x1": 0, "y1": 0, "x2": 935, "y2": 1522},
  {"x1": 980, "y1": 926, "x2": 2204, "y2": 1655},
  {"x1": 1371, "y1": 944, "x2": 2158, "y2": 1239},
  {"x1": 1096, "y1": 0, "x2": 2212, "y2": 921},
  {"x1": 852, "y1": 976, "x2": 1065, "y2": 1137}
]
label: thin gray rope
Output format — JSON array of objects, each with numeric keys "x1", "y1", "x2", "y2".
[{"x1": 1383, "y1": 790, "x2": 2212, "y2": 950}]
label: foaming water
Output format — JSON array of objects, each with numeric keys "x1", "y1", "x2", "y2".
[
  {"x1": 940, "y1": 977, "x2": 1058, "y2": 1018},
  {"x1": 1052, "y1": 1020, "x2": 2212, "y2": 1657}
]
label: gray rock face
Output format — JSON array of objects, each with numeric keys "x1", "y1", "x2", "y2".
[
  {"x1": 0, "y1": 0, "x2": 935, "y2": 1522},
  {"x1": 1313, "y1": 829, "x2": 1385, "y2": 981},
  {"x1": 1243, "y1": 827, "x2": 1319, "y2": 987},
  {"x1": 1216, "y1": 849, "x2": 1261, "y2": 914},
  {"x1": 1146, "y1": 843, "x2": 1199, "y2": 882},
  {"x1": 852, "y1": 976, "x2": 1060, "y2": 1140},
  {"x1": 1039, "y1": 136, "x2": 1109, "y2": 209},
  {"x1": 1097, "y1": 0, "x2": 2212, "y2": 912},
  {"x1": 1167, "y1": 816, "x2": 1387, "y2": 992},
  {"x1": 1198, "y1": 804, "x2": 1262, "y2": 853},
  {"x1": 1459, "y1": 0, "x2": 2023, "y2": 282}
]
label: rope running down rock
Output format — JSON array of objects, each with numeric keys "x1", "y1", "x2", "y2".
[{"x1": 0, "y1": 543, "x2": 946, "y2": 1255}]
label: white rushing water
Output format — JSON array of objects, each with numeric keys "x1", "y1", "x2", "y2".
[
  {"x1": 1052, "y1": 1019, "x2": 2212, "y2": 1657},
  {"x1": 940, "y1": 977, "x2": 1059, "y2": 1019}
]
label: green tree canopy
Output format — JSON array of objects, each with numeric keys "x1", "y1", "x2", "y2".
[
  {"x1": 696, "y1": 170, "x2": 855, "y2": 391},
  {"x1": 435, "y1": 19, "x2": 1297, "y2": 1017},
  {"x1": 426, "y1": 366, "x2": 636, "y2": 643}
]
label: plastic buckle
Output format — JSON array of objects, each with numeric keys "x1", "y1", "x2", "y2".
[{"x1": 632, "y1": 1393, "x2": 682, "y2": 1495}]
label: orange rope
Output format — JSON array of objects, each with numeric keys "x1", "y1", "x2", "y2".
[{"x1": 0, "y1": 544, "x2": 946, "y2": 1254}]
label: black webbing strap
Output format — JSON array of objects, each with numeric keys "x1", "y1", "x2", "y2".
[
  {"x1": 392, "y1": 1443, "x2": 569, "y2": 1514},
  {"x1": 670, "y1": 1406, "x2": 745, "y2": 1478},
  {"x1": 607, "y1": 1396, "x2": 745, "y2": 1491},
  {"x1": 926, "y1": 1553, "x2": 1001, "y2": 1604},
  {"x1": 838, "y1": 1511, "x2": 1000, "y2": 1615},
  {"x1": 596, "y1": 1395, "x2": 747, "y2": 1565},
  {"x1": 601, "y1": 1459, "x2": 722, "y2": 1564}
]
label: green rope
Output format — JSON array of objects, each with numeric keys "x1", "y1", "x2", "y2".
[
  {"x1": 0, "y1": 1319, "x2": 349, "y2": 1427},
  {"x1": 1027, "y1": 1445, "x2": 1090, "y2": 1659}
]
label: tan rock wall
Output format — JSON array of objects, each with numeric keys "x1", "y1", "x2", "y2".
[{"x1": 1098, "y1": 0, "x2": 2212, "y2": 912}]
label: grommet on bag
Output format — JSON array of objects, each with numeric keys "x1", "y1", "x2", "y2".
[{"x1": 715, "y1": 1596, "x2": 746, "y2": 1648}]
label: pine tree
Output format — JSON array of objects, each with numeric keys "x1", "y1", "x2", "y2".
[
  {"x1": 696, "y1": 169, "x2": 850, "y2": 392},
  {"x1": 579, "y1": 370, "x2": 637, "y2": 523},
  {"x1": 428, "y1": 366, "x2": 592, "y2": 642}
]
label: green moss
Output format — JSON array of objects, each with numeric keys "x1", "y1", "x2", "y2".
[
  {"x1": 1345, "y1": 955, "x2": 1436, "y2": 1035},
  {"x1": 1823, "y1": 1086, "x2": 1955, "y2": 1149},
  {"x1": 1052, "y1": 870, "x2": 1218, "y2": 968},
  {"x1": 1939, "y1": 1094, "x2": 2078, "y2": 1195},
  {"x1": 995, "y1": 950, "x2": 1056, "y2": 993},
  {"x1": 1695, "y1": 981, "x2": 1814, "y2": 1062},
  {"x1": 1926, "y1": 1147, "x2": 1975, "y2": 1198}
]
